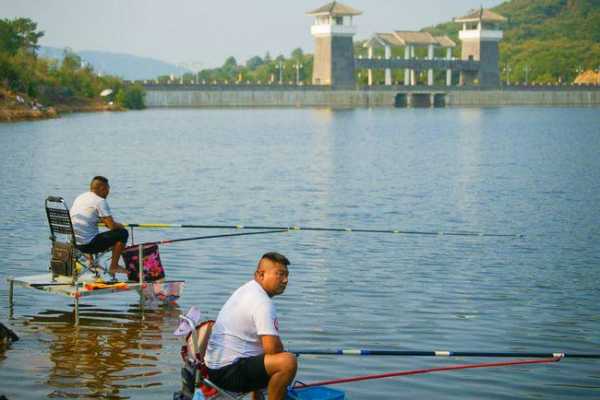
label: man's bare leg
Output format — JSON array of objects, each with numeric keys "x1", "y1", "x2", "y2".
[
  {"x1": 264, "y1": 352, "x2": 297, "y2": 400},
  {"x1": 86, "y1": 254, "x2": 95, "y2": 268},
  {"x1": 108, "y1": 240, "x2": 127, "y2": 275}
]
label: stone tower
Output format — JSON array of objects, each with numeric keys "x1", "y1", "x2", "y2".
[
  {"x1": 307, "y1": 1, "x2": 361, "y2": 88},
  {"x1": 454, "y1": 8, "x2": 506, "y2": 87}
]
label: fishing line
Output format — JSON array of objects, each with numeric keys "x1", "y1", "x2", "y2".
[{"x1": 125, "y1": 223, "x2": 523, "y2": 238}]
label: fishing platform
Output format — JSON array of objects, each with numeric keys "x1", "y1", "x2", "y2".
[{"x1": 6, "y1": 196, "x2": 184, "y2": 324}]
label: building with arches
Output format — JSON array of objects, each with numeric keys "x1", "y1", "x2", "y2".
[{"x1": 307, "y1": 1, "x2": 506, "y2": 88}]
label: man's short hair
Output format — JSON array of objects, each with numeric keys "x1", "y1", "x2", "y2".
[
  {"x1": 260, "y1": 252, "x2": 290, "y2": 267},
  {"x1": 90, "y1": 176, "x2": 109, "y2": 188}
]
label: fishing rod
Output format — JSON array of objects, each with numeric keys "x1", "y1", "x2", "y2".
[
  {"x1": 134, "y1": 229, "x2": 288, "y2": 247},
  {"x1": 290, "y1": 349, "x2": 600, "y2": 359},
  {"x1": 125, "y1": 223, "x2": 524, "y2": 238},
  {"x1": 292, "y1": 356, "x2": 563, "y2": 389}
]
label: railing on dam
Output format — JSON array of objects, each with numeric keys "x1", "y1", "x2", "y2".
[
  {"x1": 133, "y1": 81, "x2": 600, "y2": 92},
  {"x1": 355, "y1": 58, "x2": 480, "y2": 71}
]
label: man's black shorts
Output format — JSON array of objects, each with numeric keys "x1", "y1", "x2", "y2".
[
  {"x1": 77, "y1": 229, "x2": 129, "y2": 254},
  {"x1": 207, "y1": 354, "x2": 269, "y2": 393}
]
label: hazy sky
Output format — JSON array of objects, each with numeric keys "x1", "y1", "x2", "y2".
[{"x1": 2, "y1": 0, "x2": 504, "y2": 69}]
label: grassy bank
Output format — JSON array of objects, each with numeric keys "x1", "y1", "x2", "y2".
[{"x1": 1, "y1": 18, "x2": 144, "y2": 123}]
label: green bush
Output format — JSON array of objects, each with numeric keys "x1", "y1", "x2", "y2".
[{"x1": 115, "y1": 84, "x2": 146, "y2": 109}]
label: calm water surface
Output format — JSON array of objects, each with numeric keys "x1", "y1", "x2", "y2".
[{"x1": 0, "y1": 107, "x2": 599, "y2": 399}]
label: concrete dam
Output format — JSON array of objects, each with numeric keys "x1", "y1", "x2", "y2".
[{"x1": 144, "y1": 84, "x2": 600, "y2": 108}]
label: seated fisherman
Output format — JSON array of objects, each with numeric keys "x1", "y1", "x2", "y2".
[
  {"x1": 205, "y1": 252, "x2": 297, "y2": 400},
  {"x1": 70, "y1": 176, "x2": 129, "y2": 276}
]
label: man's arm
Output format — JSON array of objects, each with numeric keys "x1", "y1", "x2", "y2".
[
  {"x1": 99, "y1": 216, "x2": 125, "y2": 231},
  {"x1": 261, "y1": 335, "x2": 284, "y2": 354}
]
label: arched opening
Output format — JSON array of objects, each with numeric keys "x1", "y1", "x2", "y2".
[
  {"x1": 409, "y1": 93, "x2": 431, "y2": 107},
  {"x1": 394, "y1": 93, "x2": 407, "y2": 107},
  {"x1": 433, "y1": 93, "x2": 446, "y2": 107}
]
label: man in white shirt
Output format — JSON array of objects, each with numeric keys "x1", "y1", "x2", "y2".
[
  {"x1": 70, "y1": 176, "x2": 129, "y2": 276},
  {"x1": 205, "y1": 252, "x2": 297, "y2": 400}
]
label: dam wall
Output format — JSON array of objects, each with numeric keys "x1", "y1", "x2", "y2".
[{"x1": 144, "y1": 84, "x2": 600, "y2": 108}]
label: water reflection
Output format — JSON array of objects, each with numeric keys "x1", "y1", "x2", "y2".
[{"x1": 27, "y1": 305, "x2": 180, "y2": 399}]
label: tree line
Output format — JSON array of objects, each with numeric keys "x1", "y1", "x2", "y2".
[
  {"x1": 424, "y1": 0, "x2": 600, "y2": 84},
  {"x1": 158, "y1": 48, "x2": 314, "y2": 84},
  {"x1": 0, "y1": 18, "x2": 145, "y2": 109}
]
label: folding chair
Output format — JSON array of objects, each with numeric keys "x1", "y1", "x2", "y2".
[
  {"x1": 174, "y1": 311, "x2": 251, "y2": 400},
  {"x1": 45, "y1": 196, "x2": 106, "y2": 282}
]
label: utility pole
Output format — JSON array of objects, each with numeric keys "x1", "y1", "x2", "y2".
[
  {"x1": 295, "y1": 63, "x2": 303, "y2": 85},
  {"x1": 278, "y1": 61, "x2": 283, "y2": 84},
  {"x1": 504, "y1": 63, "x2": 511, "y2": 86}
]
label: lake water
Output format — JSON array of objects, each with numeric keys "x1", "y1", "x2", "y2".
[{"x1": 0, "y1": 107, "x2": 599, "y2": 399}]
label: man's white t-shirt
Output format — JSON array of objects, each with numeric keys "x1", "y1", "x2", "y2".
[
  {"x1": 205, "y1": 280, "x2": 280, "y2": 369},
  {"x1": 70, "y1": 191, "x2": 112, "y2": 245}
]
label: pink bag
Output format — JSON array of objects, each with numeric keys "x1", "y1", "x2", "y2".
[{"x1": 122, "y1": 243, "x2": 166, "y2": 282}]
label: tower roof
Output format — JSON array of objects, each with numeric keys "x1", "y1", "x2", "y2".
[
  {"x1": 454, "y1": 8, "x2": 507, "y2": 23},
  {"x1": 306, "y1": 1, "x2": 362, "y2": 17}
]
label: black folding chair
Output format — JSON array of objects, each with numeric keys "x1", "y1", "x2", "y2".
[{"x1": 45, "y1": 196, "x2": 105, "y2": 282}]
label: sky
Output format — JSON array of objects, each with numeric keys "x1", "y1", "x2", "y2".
[{"x1": 1, "y1": 0, "x2": 505, "y2": 69}]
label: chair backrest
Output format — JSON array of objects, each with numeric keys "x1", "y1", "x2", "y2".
[
  {"x1": 45, "y1": 196, "x2": 77, "y2": 278},
  {"x1": 45, "y1": 196, "x2": 76, "y2": 245},
  {"x1": 187, "y1": 320, "x2": 214, "y2": 364}
]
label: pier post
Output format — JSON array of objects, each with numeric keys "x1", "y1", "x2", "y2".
[
  {"x1": 368, "y1": 47, "x2": 373, "y2": 86},
  {"x1": 138, "y1": 245, "x2": 145, "y2": 317},
  {"x1": 410, "y1": 46, "x2": 416, "y2": 85},
  {"x1": 404, "y1": 47, "x2": 410, "y2": 86},
  {"x1": 385, "y1": 45, "x2": 392, "y2": 85},
  {"x1": 446, "y1": 48, "x2": 452, "y2": 86},
  {"x1": 427, "y1": 44, "x2": 434, "y2": 86},
  {"x1": 74, "y1": 294, "x2": 79, "y2": 325}
]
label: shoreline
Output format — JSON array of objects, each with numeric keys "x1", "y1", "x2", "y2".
[
  {"x1": 0, "y1": 87, "x2": 125, "y2": 123},
  {"x1": 0, "y1": 103, "x2": 124, "y2": 123}
]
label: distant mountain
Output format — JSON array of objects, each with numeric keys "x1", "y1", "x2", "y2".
[
  {"x1": 38, "y1": 46, "x2": 191, "y2": 81},
  {"x1": 422, "y1": 0, "x2": 600, "y2": 83}
]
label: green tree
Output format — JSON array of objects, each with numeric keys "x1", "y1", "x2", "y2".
[
  {"x1": 291, "y1": 48, "x2": 304, "y2": 61},
  {"x1": 246, "y1": 56, "x2": 264, "y2": 69},
  {"x1": 115, "y1": 84, "x2": 145, "y2": 109},
  {"x1": 0, "y1": 18, "x2": 43, "y2": 56}
]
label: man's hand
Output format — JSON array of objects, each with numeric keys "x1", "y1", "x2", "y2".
[
  {"x1": 261, "y1": 335, "x2": 284, "y2": 354},
  {"x1": 100, "y1": 216, "x2": 125, "y2": 231}
]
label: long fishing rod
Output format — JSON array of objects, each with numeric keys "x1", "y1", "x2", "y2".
[
  {"x1": 135, "y1": 229, "x2": 288, "y2": 247},
  {"x1": 289, "y1": 349, "x2": 600, "y2": 359},
  {"x1": 125, "y1": 223, "x2": 523, "y2": 238},
  {"x1": 292, "y1": 356, "x2": 562, "y2": 389}
]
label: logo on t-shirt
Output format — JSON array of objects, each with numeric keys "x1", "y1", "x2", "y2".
[{"x1": 274, "y1": 318, "x2": 279, "y2": 332}]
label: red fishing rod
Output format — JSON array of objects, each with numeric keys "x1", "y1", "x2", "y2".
[{"x1": 293, "y1": 356, "x2": 563, "y2": 389}]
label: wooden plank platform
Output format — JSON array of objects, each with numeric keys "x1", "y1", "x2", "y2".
[{"x1": 7, "y1": 273, "x2": 148, "y2": 298}]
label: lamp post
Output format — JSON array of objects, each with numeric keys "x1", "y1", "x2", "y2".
[
  {"x1": 295, "y1": 63, "x2": 303, "y2": 85},
  {"x1": 276, "y1": 61, "x2": 284, "y2": 84},
  {"x1": 503, "y1": 64, "x2": 511, "y2": 86}
]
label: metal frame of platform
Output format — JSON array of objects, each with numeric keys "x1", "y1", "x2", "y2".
[{"x1": 7, "y1": 242, "x2": 183, "y2": 324}]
